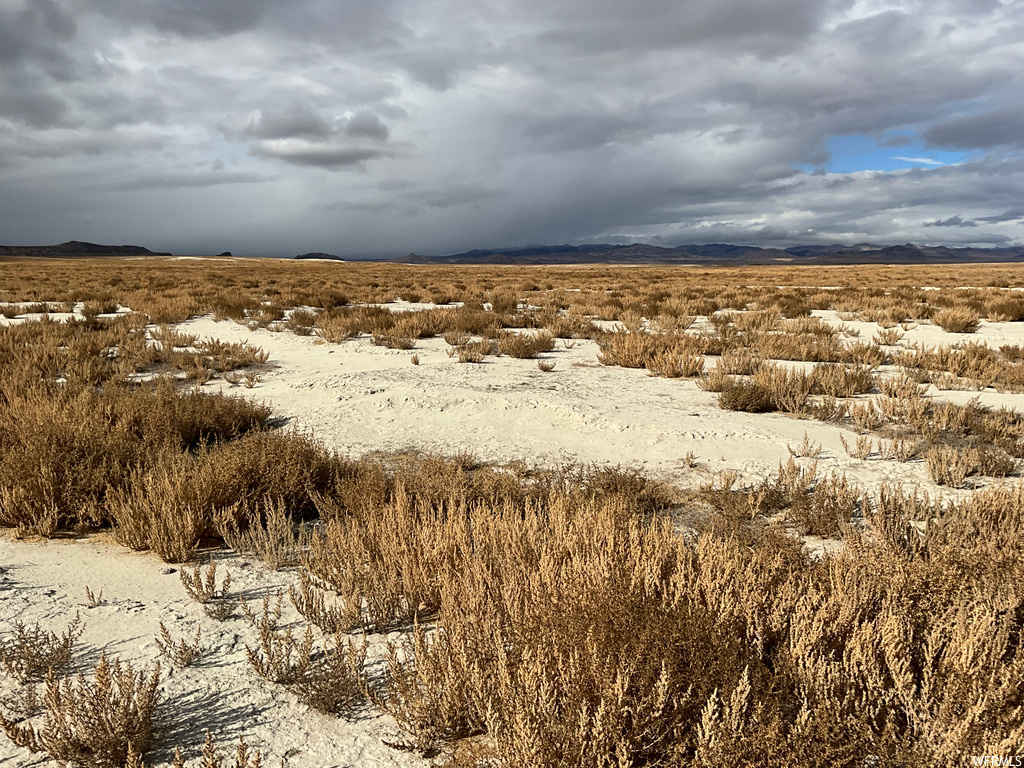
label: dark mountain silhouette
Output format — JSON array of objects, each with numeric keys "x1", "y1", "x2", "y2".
[
  {"x1": 394, "y1": 242, "x2": 1024, "y2": 265},
  {"x1": 0, "y1": 241, "x2": 171, "y2": 258}
]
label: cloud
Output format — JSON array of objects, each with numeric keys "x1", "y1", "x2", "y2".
[
  {"x1": 250, "y1": 142, "x2": 392, "y2": 169},
  {"x1": 230, "y1": 104, "x2": 393, "y2": 170},
  {"x1": 894, "y1": 157, "x2": 945, "y2": 166},
  {"x1": 108, "y1": 171, "x2": 275, "y2": 191},
  {"x1": 975, "y1": 209, "x2": 1024, "y2": 224},
  {"x1": 924, "y1": 214, "x2": 979, "y2": 228},
  {"x1": 244, "y1": 103, "x2": 333, "y2": 141},
  {"x1": 924, "y1": 108, "x2": 1024, "y2": 150},
  {"x1": 0, "y1": 0, "x2": 1021, "y2": 254}
]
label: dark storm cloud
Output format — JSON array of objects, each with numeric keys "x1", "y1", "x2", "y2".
[
  {"x1": 924, "y1": 107, "x2": 1024, "y2": 149},
  {"x1": 250, "y1": 144, "x2": 392, "y2": 169},
  {"x1": 236, "y1": 105, "x2": 393, "y2": 170},
  {"x1": 244, "y1": 103, "x2": 333, "y2": 141},
  {"x1": 345, "y1": 111, "x2": 390, "y2": 141},
  {"x1": 976, "y1": 210, "x2": 1024, "y2": 224},
  {"x1": 0, "y1": 0, "x2": 1022, "y2": 254}
]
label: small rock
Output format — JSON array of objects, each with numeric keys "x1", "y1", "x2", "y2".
[{"x1": 160, "y1": 567, "x2": 177, "y2": 575}]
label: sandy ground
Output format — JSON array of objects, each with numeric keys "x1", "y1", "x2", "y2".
[
  {"x1": 0, "y1": 537, "x2": 426, "y2": 768},
  {"x1": 4, "y1": 303, "x2": 1024, "y2": 765},
  {"x1": 176, "y1": 310, "x2": 1024, "y2": 495}
]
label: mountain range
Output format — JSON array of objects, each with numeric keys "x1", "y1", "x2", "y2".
[
  {"x1": 390, "y1": 242, "x2": 1024, "y2": 265},
  {"x1": 0, "y1": 241, "x2": 171, "y2": 258},
  {"x1": 3, "y1": 240, "x2": 1023, "y2": 265}
]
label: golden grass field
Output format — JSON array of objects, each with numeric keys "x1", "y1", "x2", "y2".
[{"x1": 2, "y1": 256, "x2": 1024, "y2": 767}]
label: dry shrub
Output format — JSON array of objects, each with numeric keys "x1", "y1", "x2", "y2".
[
  {"x1": 872, "y1": 327, "x2": 905, "y2": 346},
  {"x1": 696, "y1": 363, "x2": 731, "y2": 392},
  {"x1": 646, "y1": 349, "x2": 705, "y2": 378},
  {"x1": 155, "y1": 623, "x2": 205, "y2": 668},
  {"x1": 219, "y1": 496, "x2": 305, "y2": 570},
  {"x1": 733, "y1": 307, "x2": 780, "y2": 333},
  {"x1": 718, "y1": 380, "x2": 775, "y2": 413},
  {"x1": 457, "y1": 341, "x2": 493, "y2": 363},
  {"x1": 0, "y1": 616, "x2": 83, "y2": 683},
  {"x1": 840, "y1": 433, "x2": 874, "y2": 460},
  {"x1": 292, "y1": 634, "x2": 367, "y2": 716},
  {"x1": 985, "y1": 295, "x2": 1024, "y2": 321},
  {"x1": 245, "y1": 621, "x2": 314, "y2": 685},
  {"x1": 934, "y1": 306, "x2": 980, "y2": 333},
  {"x1": 126, "y1": 733, "x2": 263, "y2": 768},
  {"x1": 108, "y1": 461, "x2": 210, "y2": 563},
  {"x1": 285, "y1": 308, "x2": 317, "y2": 335},
  {"x1": 371, "y1": 333, "x2": 416, "y2": 350},
  {"x1": 840, "y1": 341, "x2": 888, "y2": 366},
  {"x1": 811, "y1": 363, "x2": 875, "y2": 397},
  {"x1": 497, "y1": 330, "x2": 554, "y2": 359},
  {"x1": 925, "y1": 445, "x2": 979, "y2": 487},
  {"x1": 878, "y1": 436, "x2": 921, "y2": 462},
  {"x1": 719, "y1": 347, "x2": 765, "y2": 375},
  {"x1": 180, "y1": 557, "x2": 234, "y2": 620},
  {"x1": 848, "y1": 400, "x2": 885, "y2": 432},
  {"x1": 808, "y1": 394, "x2": 848, "y2": 422},
  {"x1": 596, "y1": 330, "x2": 661, "y2": 368},
  {"x1": 753, "y1": 364, "x2": 813, "y2": 413},
  {"x1": 788, "y1": 471, "x2": 861, "y2": 537},
  {"x1": 976, "y1": 445, "x2": 1019, "y2": 478},
  {"x1": 1, "y1": 653, "x2": 160, "y2": 768},
  {"x1": 289, "y1": 572, "x2": 361, "y2": 634}
]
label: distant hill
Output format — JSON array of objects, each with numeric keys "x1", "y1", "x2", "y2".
[
  {"x1": 395, "y1": 242, "x2": 1024, "y2": 266},
  {"x1": 0, "y1": 241, "x2": 171, "y2": 258}
]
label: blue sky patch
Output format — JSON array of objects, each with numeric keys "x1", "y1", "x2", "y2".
[{"x1": 799, "y1": 133, "x2": 970, "y2": 174}]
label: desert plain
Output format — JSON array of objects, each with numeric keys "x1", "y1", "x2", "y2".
[{"x1": 2, "y1": 258, "x2": 1024, "y2": 766}]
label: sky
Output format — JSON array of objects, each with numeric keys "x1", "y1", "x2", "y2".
[{"x1": 0, "y1": 0, "x2": 1022, "y2": 258}]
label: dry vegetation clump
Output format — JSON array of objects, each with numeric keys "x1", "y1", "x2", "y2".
[
  {"x1": 810, "y1": 363, "x2": 875, "y2": 397},
  {"x1": 125, "y1": 733, "x2": 263, "y2": 768},
  {"x1": 219, "y1": 497, "x2": 306, "y2": 570},
  {"x1": 752, "y1": 364, "x2": 814, "y2": 413},
  {"x1": 595, "y1": 329, "x2": 663, "y2": 368},
  {"x1": 933, "y1": 305, "x2": 981, "y2": 333},
  {"x1": 155, "y1": 623, "x2": 206, "y2": 668},
  {"x1": 717, "y1": 347, "x2": 765, "y2": 374},
  {"x1": 924, "y1": 444, "x2": 1018, "y2": 487},
  {"x1": 718, "y1": 379, "x2": 775, "y2": 413},
  {"x1": 371, "y1": 333, "x2": 416, "y2": 350},
  {"x1": 1, "y1": 653, "x2": 160, "y2": 768},
  {"x1": 497, "y1": 329, "x2": 555, "y2": 359},
  {"x1": 180, "y1": 558, "x2": 235, "y2": 620},
  {"x1": 696, "y1": 363, "x2": 732, "y2": 392},
  {"x1": 284, "y1": 307, "x2": 317, "y2": 335},
  {"x1": 0, "y1": 616, "x2": 83, "y2": 683}
]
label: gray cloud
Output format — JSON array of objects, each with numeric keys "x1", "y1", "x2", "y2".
[
  {"x1": 109, "y1": 171, "x2": 275, "y2": 191},
  {"x1": 925, "y1": 214, "x2": 979, "y2": 228},
  {"x1": 244, "y1": 103, "x2": 333, "y2": 141},
  {"x1": 924, "y1": 107, "x2": 1024, "y2": 149},
  {"x1": 976, "y1": 209, "x2": 1024, "y2": 223},
  {"x1": 250, "y1": 143, "x2": 391, "y2": 169},
  {"x1": 0, "y1": 0, "x2": 1021, "y2": 255}
]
